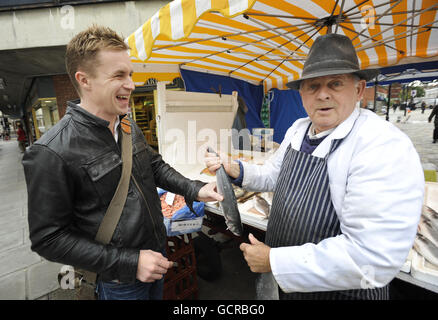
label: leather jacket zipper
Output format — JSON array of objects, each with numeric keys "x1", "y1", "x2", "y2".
[{"x1": 131, "y1": 175, "x2": 162, "y2": 245}]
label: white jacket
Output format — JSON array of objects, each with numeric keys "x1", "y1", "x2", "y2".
[{"x1": 241, "y1": 107, "x2": 424, "y2": 292}]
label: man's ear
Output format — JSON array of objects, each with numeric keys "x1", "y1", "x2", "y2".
[
  {"x1": 356, "y1": 79, "x2": 366, "y2": 100},
  {"x1": 75, "y1": 71, "x2": 91, "y2": 92}
]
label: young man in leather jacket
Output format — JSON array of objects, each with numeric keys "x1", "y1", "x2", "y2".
[{"x1": 22, "y1": 25, "x2": 223, "y2": 300}]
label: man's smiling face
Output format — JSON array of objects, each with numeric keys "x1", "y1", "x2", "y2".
[{"x1": 83, "y1": 49, "x2": 135, "y2": 119}]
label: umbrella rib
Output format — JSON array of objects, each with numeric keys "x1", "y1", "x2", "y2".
[
  {"x1": 257, "y1": 58, "x2": 306, "y2": 62},
  {"x1": 355, "y1": 25, "x2": 435, "y2": 52},
  {"x1": 330, "y1": 0, "x2": 341, "y2": 17},
  {"x1": 226, "y1": 24, "x2": 315, "y2": 74},
  {"x1": 347, "y1": 9, "x2": 426, "y2": 19},
  {"x1": 341, "y1": 0, "x2": 395, "y2": 27},
  {"x1": 226, "y1": 51, "x2": 306, "y2": 57},
  {"x1": 342, "y1": 0, "x2": 371, "y2": 16},
  {"x1": 351, "y1": 0, "x2": 403, "y2": 41},
  {"x1": 245, "y1": 13, "x2": 318, "y2": 21},
  {"x1": 326, "y1": 0, "x2": 340, "y2": 34},
  {"x1": 364, "y1": 0, "x2": 397, "y2": 12},
  {"x1": 355, "y1": 2, "x2": 438, "y2": 47},
  {"x1": 340, "y1": 23, "x2": 400, "y2": 53},
  {"x1": 179, "y1": 24, "x2": 314, "y2": 67},
  {"x1": 261, "y1": 26, "x2": 324, "y2": 84},
  {"x1": 346, "y1": 20, "x2": 438, "y2": 29},
  {"x1": 214, "y1": 38, "x2": 298, "y2": 56},
  {"x1": 226, "y1": 25, "x2": 315, "y2": 77},
  {"x1": 334, "y1": 0, "x2": 346, "y2": 34},
  {"x1": 245, "y1": 15, "x2": 310, "y2": 50},
  {"x1": 153, "y1": 24, "x2": 302, "y2": 52},
  {"x1": 354, "y1": 18, "x2": 438, "y2": 50}
]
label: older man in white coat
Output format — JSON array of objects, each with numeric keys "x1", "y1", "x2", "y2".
[{"x1": 205, "y1": 34, "x2": 424, "y2": 300}]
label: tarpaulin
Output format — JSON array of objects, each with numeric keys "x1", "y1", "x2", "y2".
[
  {"x1": 181, "y1": 68, "x2": 307, "y2": 143},
  {"x1": 269, "y1": 88, "x2": 307, "y2": 143}
]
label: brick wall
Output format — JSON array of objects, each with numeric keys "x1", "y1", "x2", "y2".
[
  {"x1": 52, "y1": 74, "x2": 79, "y2": 119},
  {"x1": 362, "y1": 83, "x2": 403, "y2": 108},
  {"x1": 362, "y1": 85, "x2": 389, "y2": 108}
]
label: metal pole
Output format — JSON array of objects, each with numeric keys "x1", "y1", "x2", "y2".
[
  {"x1": 386, "y1": 83, "x2": 392, "y2": 121},
  {"x1": 373, "y1": 79, "x2": 378, "y2": 112},
  {"x1": 403, "y1": 84, "x2": 408, "y2": 116}
]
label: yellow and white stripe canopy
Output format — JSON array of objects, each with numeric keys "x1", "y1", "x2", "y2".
[{"x1": 127, "y1": 0, "x2": 438, "y2": 91}]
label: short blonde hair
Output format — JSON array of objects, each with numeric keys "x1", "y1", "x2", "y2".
[{"x1": 65, "y1": 25, "x2": 129, "y2": 94}]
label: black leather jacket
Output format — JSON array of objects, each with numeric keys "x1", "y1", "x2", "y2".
[{"x1": 22, "y1": 102, "x2": 205, "y2": 283}]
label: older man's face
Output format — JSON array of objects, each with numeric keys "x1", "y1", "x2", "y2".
[{"x1": 299, "y1": 74, "x2": 366, "y2": 133}]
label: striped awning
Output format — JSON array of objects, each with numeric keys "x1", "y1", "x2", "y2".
[
  {"x1": 127, "y1": 0, "x2": 438, "y2": 91},
  {"x1": 131, "y1": 61, "x2": 180, "y2": 86}
]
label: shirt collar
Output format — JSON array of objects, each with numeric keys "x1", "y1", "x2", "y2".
[
  {"x1": 114, "y1": 116, "x2": 120, "y2": 142},
  {"x1": 308, "y1": 125, "x2": 335, "y2": 139}
]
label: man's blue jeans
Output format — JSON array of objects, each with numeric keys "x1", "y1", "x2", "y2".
[{"x1": 97, "y1": 278, "x2": 164, "y2": 300}]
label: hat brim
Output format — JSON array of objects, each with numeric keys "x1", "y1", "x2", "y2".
[{"x1": 286, "y1": 68, "x2": 380, "y2": 90}]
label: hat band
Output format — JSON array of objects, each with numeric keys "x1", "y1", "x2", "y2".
[{"x1": 302, "y1": 59, "x2": 359, "y2": 77}]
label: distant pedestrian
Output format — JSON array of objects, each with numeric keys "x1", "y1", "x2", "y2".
[
  {"x1": 17, "y1": 123, "x2": 26, "y2": 153},
  {"x1": 421, "y1": 101, "x2": 426, "y2": 114},
  {"x1": 429, "y1": 105, "x2": 438, "y2": 143}
]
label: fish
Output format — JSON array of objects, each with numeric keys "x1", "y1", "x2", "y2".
[
  {"x1": 207, "y1": 147, "x2": 243, "y2": 236},
  {"x1": 253, "y1": 194, "x2": 271, "y2": 218},
  {"x1": 413, "y1": 235, "x2": 438, "y2": 266},
  {"x1": 422, "y1": 205, "x2": 438, "y2": 232},
  {"x1": 261, "y1": 192, "x2": 273, "y2": 206},
  {"x1": 418, "y1": 216, "x2": 438, "y2": 248},
  {"x1": 200, "y1": 167, "x2": 215, "y2": 176},
  {"x1": 233, "y1": 185, "x2": 246, "y2": 199},
  {"x1": 255, "y1": 272, "x2": 279, "y2": 300}
]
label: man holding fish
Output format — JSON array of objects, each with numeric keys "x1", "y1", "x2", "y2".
[
  {"x1": 22, "y1": 25, "x2": 223, "y2": 300},
  {"x1": 205, "y1": 34, "x2": 425, "y2": 300}
]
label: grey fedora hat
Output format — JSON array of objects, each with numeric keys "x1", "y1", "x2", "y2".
[{"x1": 286, "y1": 33, "x2": 379, "y2": 90}]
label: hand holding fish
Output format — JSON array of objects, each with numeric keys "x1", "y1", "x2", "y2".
[
  {"x1": 204, "y1": 149, "x2": 240, "y2": 179},
  {"x1": 240, "y1": 233, "x2": 271, "y2": 273},
  {"x1": 197, "y1": 182, "x2": 224, "y2": 202}
]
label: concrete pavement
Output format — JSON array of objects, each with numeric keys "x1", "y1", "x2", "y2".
[
  {"x1": 0, "y1": 107, "x2": 436, "y2": 300},
  {"x1": 382, "y1": 107, "x2": 438, "y2": 171},
  {"x1": 0, "y1": 138, "x2": 63, "y2": 300}
]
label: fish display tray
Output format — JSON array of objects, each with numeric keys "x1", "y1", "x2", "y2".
[
  {"x1": 158, "y1": 188, "x2": 205, "y2": 236},
  {"x1": 410, "y1": 250, "x2": 438, "y2": 287},
  {"x1": 163, "y1": 234, "x2": 198, "y2": 300}
]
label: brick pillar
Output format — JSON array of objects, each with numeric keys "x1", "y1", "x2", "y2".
[
  {"x1": 363, "y1": 87, "x2": 376, "y2": 108},
  {"x1": 52, "y1": 75, "x2": 79, "y2": 119}
]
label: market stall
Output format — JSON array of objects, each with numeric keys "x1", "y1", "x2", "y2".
[{"x1": 126, "y1": 0, "x2": 438, "y2": 297}]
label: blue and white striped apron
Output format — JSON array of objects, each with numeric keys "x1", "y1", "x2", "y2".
[{"x1": 265, "y1": 137, "x2": 389, "y2": 300}]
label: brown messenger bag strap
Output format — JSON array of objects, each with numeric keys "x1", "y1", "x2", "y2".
[
  {"x1": 82, "y1": 118, "x2": 133, "y2": 285},
  {"x1": 95, "y1": 129, "x2": 132, "y2": 244}
]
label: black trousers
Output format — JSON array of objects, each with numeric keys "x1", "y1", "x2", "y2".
[{"x1": 434, "y1": 125, "x2": 438, "y2": 141}]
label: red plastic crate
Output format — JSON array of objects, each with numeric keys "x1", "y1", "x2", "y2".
[{"x1": 163, "y1": 234, "x2": 198, "y2": 300}]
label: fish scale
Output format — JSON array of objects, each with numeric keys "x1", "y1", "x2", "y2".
[{"x1": 208, "y1": 147, "x2": 244, "y2": 237}]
